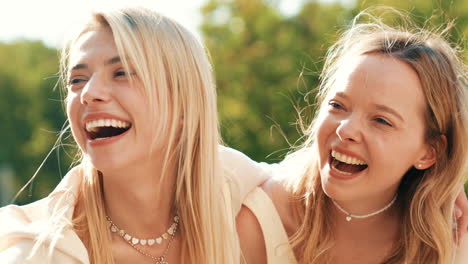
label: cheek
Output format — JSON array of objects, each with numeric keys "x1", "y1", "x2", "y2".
[
  {"x1": 66, "y1": 96, "x2": 85, "y2": 149},
  {"x1": 371, "y1": 137, "x2": 419, "y2": 175},
  {"x1": 315, "y1": 115, "x2": 336, "y2": 164}
]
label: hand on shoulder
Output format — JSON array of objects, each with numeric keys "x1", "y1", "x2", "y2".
[{"x1": 219, "y1": 145, "x2": 276, "y2": 213}]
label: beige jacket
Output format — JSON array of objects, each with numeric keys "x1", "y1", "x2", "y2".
[{"x1": 0, "y1": 146, "x2": 271, "y2": 264}]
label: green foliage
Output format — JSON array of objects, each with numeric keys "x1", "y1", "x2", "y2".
[
  {"x1": 1, "y1": 0, "x2": 467, "y2": 204},
  {"x1": 355, "y1": 0, "x2": 467, "y2": 60},
  {"x1": 0, "y1": 41, "x2": 74, "y2": 205},
  {"x1": 201, "y1": 0, "x2": 467, "y2": 164},
  {"x1": 202, "y1": 0, "x2": 349, "y2": 162}
]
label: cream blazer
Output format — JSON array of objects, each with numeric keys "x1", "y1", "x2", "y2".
[{"x1": 0, "y1": 146, "x2": 272, "y2": 264}]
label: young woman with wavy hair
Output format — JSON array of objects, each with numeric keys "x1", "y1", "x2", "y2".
[
  {"x1": 0, "y1": 7, "x2": 267, "y2": 264},
  {"x1": 237, "y1": 12, "x2": 468, "y2": 264}
]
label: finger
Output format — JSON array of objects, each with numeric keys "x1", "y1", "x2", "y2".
[
  {"x1": 455, "y1": 207, "x2": 463, "y2": 219},
  {"x1": 460, "y1": 208, "x2": 468, "y2": 231},
  {"x1": 453, "y1": 220, "x2": 459, "y2": 245},
  {"x1": 455, "y1": 188, "x2": 468, "y2": 229}
]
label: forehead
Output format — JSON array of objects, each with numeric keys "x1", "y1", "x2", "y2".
[
  {"x1": 331, "y1": 54, "x2": 426, "y2": 111},
  {"x1": 68, "y1": 28, "x2": 117, "y2": 68}
]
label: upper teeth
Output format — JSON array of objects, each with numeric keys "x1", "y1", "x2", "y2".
[
  {"x1": 331, "y1": 150, "x2": 366, "y2": 165},
  {"x1": 85, "y1": 119, "x2": 130, "y2": 132}
]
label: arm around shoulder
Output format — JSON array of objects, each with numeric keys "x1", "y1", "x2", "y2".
[
  {"x1": 219, "y1": 145, "x2": 276, "y2": 185},
  {"x1": 236, "y1": 205, "x2": 267, "y2": 264},
  {"x1": 220, "y1": 145, "x2": 277, "y2": 213}
]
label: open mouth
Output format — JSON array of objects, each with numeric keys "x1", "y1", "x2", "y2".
[
  {"x1": 85, "y1": 119, "x2": 131, "y2": 140},
  {"x1": 330, "y1": 150, "x2": 368, "y2": 175}
]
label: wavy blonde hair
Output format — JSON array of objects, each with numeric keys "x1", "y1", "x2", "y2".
[
  {"x1": 49, "y1": 7, "x2": 238, "y2": 264},
  {"x1": 285, "y1": 10, "x2": 468, "y2": 264}
]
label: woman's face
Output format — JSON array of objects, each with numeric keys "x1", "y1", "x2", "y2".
[
  {"x1": 66, "y1": 27, "x2": 155, "y2": 172},
  {"x1": 316, "y1": 53, "x2": 434, "y2": 209}
]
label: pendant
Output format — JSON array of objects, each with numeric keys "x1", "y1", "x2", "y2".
[
  {"x1": 346, "y1": 216, "x2": 352, "y2": 222},
  {"x1": 156, "y1": 257, "x2": 168, "y2": 264}
]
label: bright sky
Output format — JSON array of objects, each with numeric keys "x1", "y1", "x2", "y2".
[
  {"x1": 0, "y1": 0, "x2": 353, "y2": 48},
  {"x1": 0, "y1": 0, "x2": 310, "y2": 48}
]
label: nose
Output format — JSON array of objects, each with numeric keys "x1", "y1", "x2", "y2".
[
  {"x1": 336, "y1": 115, "x2": 362, "y2": 143},
  {"x1": 81, "y1": 74, "x2": 111, "y2": 105}
]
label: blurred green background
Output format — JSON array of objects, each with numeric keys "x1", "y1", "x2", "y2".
[{"x1": 1, "y1": 0, "x2": 467, "y2": 206}]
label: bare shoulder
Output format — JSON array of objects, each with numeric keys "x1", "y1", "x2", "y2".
[
  {"x1": 236, "y1": 205, "x2": 267, "y2": 264},
  {"x1": 261, "y1": 177, "x2": 299, "y2": 235}
]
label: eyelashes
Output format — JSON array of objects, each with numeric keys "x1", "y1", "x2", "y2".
[
  {"x1": 68, "y1": 77, "x2": 86, "y2": 85},
  {"x1": 328, "y1": 101, "x2": 344, "y2": 110},
  {"x1": 327, "y1": 100, "x2": 393, "y2": 127},
  {"x1": 66, "y1": 68, "x2": 135, "y2": 89},
  {"x1": 114, "y1": 70, "x2": 132, "y2": 78},
  {"x1": 374, "y1": 117, "x2": 392, "y2": 127}
]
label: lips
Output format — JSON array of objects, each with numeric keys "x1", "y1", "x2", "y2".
[
  {"x1": 85, "y1": 118, "x2": 131, "y2": 140},
  {"x1": 82, "y1": 114, "x2": 132, "y2": 142},
  {"x1": 331, "y1": 158, "x2": 368, "y2": 174},
  {"x1": 329, "y1": 149, "x2": 368, "y2": 177}
]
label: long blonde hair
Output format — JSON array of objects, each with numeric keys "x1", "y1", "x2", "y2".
[
  {"x1": 52, "y1": 7, "x2": 238, "y2": 264},
  {"x1": 286, "y1": 11, "x2": 468, "y2": 264}
]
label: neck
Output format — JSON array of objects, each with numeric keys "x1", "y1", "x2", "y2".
[
  {"x1": 331, "y1": 193, "x2": 401, "y2": 243},
  {"x1": 102, "y1": 152, "x2": 179, "y2": 237}
]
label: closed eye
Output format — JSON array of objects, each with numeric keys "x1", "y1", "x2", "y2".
[
  {"x1": 114, "y1": 70, "x2": 127, "y2": 78},
  {"x1": 374, "y1": 117, "x2": 392, "y2": 127},
  {"x1": 114, "y1": 68, "x2": 136, "y2": 79},
  {"x1": 68, "y1": 76, "x2": 88, "y2": 86},
  {"x1": 328, "y1": 101, "x2": 344, "y2": 110}
]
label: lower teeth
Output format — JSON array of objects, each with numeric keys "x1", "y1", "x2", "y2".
[
  {"x1": 331, "y1": 164, "x2": 353, "y2": 175},
  {"x1": 94, "y1": 137, "x2": 111, "y2": 141}
]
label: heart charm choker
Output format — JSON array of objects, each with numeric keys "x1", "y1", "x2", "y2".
[
  {"x1": 332, "y1": 194, "x2": 398, "y2": 222},
  {"x1": 106, "y1": 214, "x2": 180, "y2": 263},
  {"x1": 106, "y1": 214, "x2": 179, "y2": 247}
]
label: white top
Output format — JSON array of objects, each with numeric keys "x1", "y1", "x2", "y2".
[
  {"x1": 3, "y1": 147, "x2": 467, "y2": 264},
  {"x1": 243, "y1": 187, "x2": 297, "y2": 264},
  {"x1": 0, "y1": 146, "x2": 271, "y2": 264}
]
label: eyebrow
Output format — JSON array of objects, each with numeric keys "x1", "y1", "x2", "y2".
[
  {"x1": 335, "y1": 92, "x2": 348, "y2": 99},
  {"x1": 334, "y1": 92, "x2": 404, "y2": 122},
  {"x1": 70, "y1": 56, "x2": 122, "y2": 71},
  {"x1": 373, "y1": 104, "x2": 405, "y2": 122}
]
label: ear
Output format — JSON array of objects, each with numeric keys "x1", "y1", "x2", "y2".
[
  {"x1": 414, "y1": 135, "x2": 446, "y2": 170},
  {"x1": 414, "y1": 146, "x2": 436, "y2": 170}
]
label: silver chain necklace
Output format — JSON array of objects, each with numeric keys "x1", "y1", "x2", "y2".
[
  {"x1": 332, "y1": 194, "x2": 398, "y2": 222},
  {"x1": 107, "y1": 214, "x2": 179, "y2": 264}
]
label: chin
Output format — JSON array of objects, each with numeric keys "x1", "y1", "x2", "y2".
[
  {"x1": 319, "y1": 171, "x2": 350, "y2": 202},
  {"x1": 86, "y1": 155, "x2": 125, "y2": 174},
  {"x1": 320, "y1": 180, "x2": 336, "y2": 200},
  {"x1": 319, "y1": 171, "x2": 334, "y2": 197}
]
